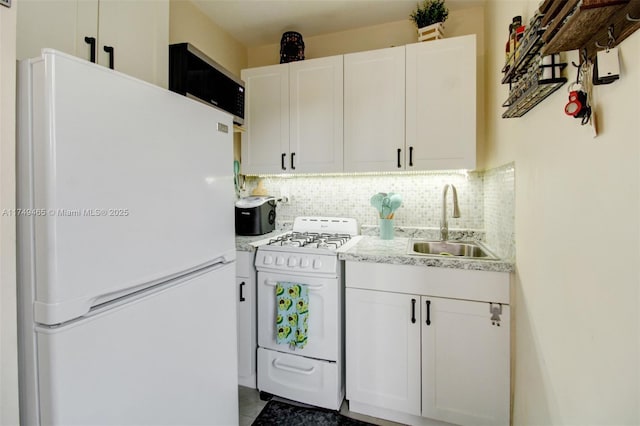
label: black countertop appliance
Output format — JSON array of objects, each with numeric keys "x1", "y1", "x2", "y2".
[{"x1": 235, "y1": 196, "x2": 277, "y2": 236}]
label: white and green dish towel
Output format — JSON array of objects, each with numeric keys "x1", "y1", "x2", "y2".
[{"x1": 276, "y1": 282, "x2": 309, "y2": 349}]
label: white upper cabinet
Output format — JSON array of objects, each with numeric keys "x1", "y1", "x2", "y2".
[
  {"x1": 241, "y1": 56, "x2": 343, "y2": 175},
  {"x1": 289, "y1": 56, "x2": 344, "y2": 173},
  {"x1": 241, "y1": 64, "x2": 290, "y2": 175},
  {"x1": 344, "y1": 46, "x2": 405, "y2": 172},
  {"x1": 242, "y1": 35, "x2": 476, "y2": 175},
  {"x1": 406, "y1": 35, "x2": 476, "y2": 170},
  {"x1": 17, "y1": 0, "x2": 99, "y2": 60},
  {"x1": 344, "y1": 35, "x2": 477, "y2": 172},
  {"x1": 17, "y1": 0, "x2": 169, "y2": 88},
  {"x1": 96, "y1": 0, "x2": 169, "y2": 88}
]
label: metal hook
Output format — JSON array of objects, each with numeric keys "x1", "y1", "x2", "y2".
[
  {"x1": 627, "y1": 13, "x2": 640, "y2": 22},
  {"x1": 595, "y1": 24, "x2": 616, "y2": 50}
]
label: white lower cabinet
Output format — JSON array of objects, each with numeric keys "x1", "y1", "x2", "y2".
[
  {"x1": 421, "y1": 296, "x2": 510, "y2": 426},
  {"x1": 236, "y1": 251, "x2": 257, "y2": 388},
  {"x1": 345, "y1": 261, "x2": 510, "y2": 426},
  {"x1": 345, "y1": 289, "x2": 421, "y2": 415}
]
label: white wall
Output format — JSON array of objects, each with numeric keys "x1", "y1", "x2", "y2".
[
  {"x1": 169, "y1": 0, "x2": 247, "y2": 77},
  {"x1": 484, "y1": 1, "x2": 640, "y2": 424},
  {"x1": 0, "y1": 1, "x2": 18, "y2": 425}
]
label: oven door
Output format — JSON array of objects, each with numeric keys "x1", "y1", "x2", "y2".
[{"x1": 257, "y1": 271, "x2": 340, "y2": 361}]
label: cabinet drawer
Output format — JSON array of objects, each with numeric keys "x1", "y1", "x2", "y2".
[
  {"x1": 346, "y1": 261, "x2": 510, "y2": 304},
  {"x1": 257, "y1": 348, "x2": 343, "y2": 410}
]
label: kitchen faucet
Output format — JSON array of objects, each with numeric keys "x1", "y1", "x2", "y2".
[{"x1": 440, "y1": 184, "x2": 460, "y2": 241}]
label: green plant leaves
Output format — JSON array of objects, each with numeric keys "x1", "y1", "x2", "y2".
[{"x1": 410, "y1": 0, "x2": 449, "y2": 28}]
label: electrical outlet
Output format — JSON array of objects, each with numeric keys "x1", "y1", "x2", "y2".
[{"x1": 280, "y1": 188, "x2": 290, "y2": 204}]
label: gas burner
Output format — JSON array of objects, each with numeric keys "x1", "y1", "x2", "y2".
[{"x1": 265, "y1": 231, "x2": 352, "y2": 251}]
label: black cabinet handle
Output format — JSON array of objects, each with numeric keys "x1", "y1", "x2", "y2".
[
  {"x1": 103, "y1": 45, "x2": 114, "y2": 69},
  {"x1": 239, "y1": 281, "x2": 246, "y2": 302},
  {"x1": 281, "y1": 153, "x2": 287, "y2": 170},
  {"x1": 426, "y1": 300, "x2": 431, "y2": 326},
  {"x1": 84, "y1": 37, "x2": 96, "y2": 63},
  {"x1": 411, "y1": 298, "x2": 416, "y2": 324},
  {"x1": 291, "y1": 152, "x2": 296, "y2": 170},
  {"x1": 397, "y1": 148, "x2": 402, "y2": 168},
  {"x1": 409, "y1": 146, "x2": 414, "y2": 167}
]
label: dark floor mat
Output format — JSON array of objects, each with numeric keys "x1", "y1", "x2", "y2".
[{"x1": 252, "y1": 399, "x2": 377, "y2": 426}]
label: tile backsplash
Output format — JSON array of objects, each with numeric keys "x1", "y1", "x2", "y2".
[
  {"x1": 483, "y1": 163, "x2": 515, "y2": 260},
  {"x1": 240, "y1": 163, "x2": 515, "y2": 260}
]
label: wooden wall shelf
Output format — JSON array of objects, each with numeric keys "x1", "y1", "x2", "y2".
[{"x1": 541, "y1": 0, "x2": 640, "y2": 59}]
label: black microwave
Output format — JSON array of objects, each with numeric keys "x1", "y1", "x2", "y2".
[{"x1": 169, "y1": 43, "x2": 245, "y2": 125}]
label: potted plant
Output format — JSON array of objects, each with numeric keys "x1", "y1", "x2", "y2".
[{"x1": 410, "y1": 0, "x2": 449, "y2": 42}]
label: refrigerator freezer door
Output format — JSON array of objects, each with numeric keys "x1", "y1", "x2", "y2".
[
  {"x1": 34, "y1": 263, "x2": 238, "y2": 426},
  {"x1": 19, "y1": 50, "x2": 235, "y2": 324}
]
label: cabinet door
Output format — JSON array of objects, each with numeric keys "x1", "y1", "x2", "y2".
[
  {"x1": 97, "y1": 0, "x2": 169, "y2": 88},
  {"x1": 344, "y1": 46, "x2": 405, "y2": 172},
  {"x1": 421, "y1": 296, "x2": 510, "y2": 425},
  {"x1": 289, "y1": 56, "x2": 343, "y2": 173},
  {"x1": 346, "y1": 288, "x2": 421, "y2": 416},
  {"x1": 406, "y1": 35, "x2": 476, "y2": 170},
  {"x1": 236, "y1": 252, "x2": 256, "y2": 388},
  {"x1": 241, "y1": 64, "x2": 290, "y2": 175},
  {"x1": 17, "y1": 0, "x2": 98, "y2": 61}
]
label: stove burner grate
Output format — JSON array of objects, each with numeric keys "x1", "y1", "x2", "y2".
[{"x1": 266, "y1": 232, "x2": 352, "y2": 250}]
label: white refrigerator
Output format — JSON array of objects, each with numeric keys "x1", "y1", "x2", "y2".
[{"x1": 16, "y1": 49, "x2": 239, "y2": 425}]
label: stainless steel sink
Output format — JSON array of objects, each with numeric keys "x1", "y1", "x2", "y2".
[{"x1": 408, "y1": 240, "x2": 498, "y2": 260}]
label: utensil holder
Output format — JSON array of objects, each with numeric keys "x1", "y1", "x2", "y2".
[{"x1": 379, "y1": 219, "x2": 394, "y2": 240}]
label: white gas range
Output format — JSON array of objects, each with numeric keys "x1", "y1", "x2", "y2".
[{"x1": 254, "y1": 217, "x2": 360, "y2": 410}]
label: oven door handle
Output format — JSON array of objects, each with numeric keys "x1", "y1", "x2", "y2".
[
  {"x1": 264, "y1": 280, "x2": 325, "y2": 290},
  {"x1": 272, "y1": 358, "x2": 316, "y2": 375}
]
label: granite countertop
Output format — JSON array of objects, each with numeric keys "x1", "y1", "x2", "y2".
[
  {"x1": 235, "y1": 230, "x2": 287, "y2": 252},
  {"x1": 338, "y1": 236, "x2": 514, "y2": 273}
]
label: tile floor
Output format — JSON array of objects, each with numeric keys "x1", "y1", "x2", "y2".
[{"x1": 238, "y1": 386, "x2": 403, "y2": 426}]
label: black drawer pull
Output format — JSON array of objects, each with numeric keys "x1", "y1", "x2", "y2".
[
  {"x1": 291, "y1": 152, "x2": 296, "y2": 170},
  {"x1": 397, "y1": 148, "x2": 402, "y2": 168},
  {"x1": 411, "y1": 298, "x2": 416, "y2": 323},
  {"x1": 409, "y1": 146, "x2": 414, "y2": 167},
  {"x1": 239, "y1": 281, "x2": 246, "y2": 302},
  {"x1": 281, "y1": 153, "x2": 287, "y2": 170},
  {"x1": 103, "y1": 45, "x2": 114, "y2": 69},
  {"x1": 426, "y1": 300, "x2": 431, "y2": 326},
  {"x1": 84, "y1": 37, "x2": 96, "y2": 63}
]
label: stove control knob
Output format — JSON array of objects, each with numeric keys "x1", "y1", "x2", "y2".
[
  {"x1": 313, "y1": 259, "x2": 322, "y2": 269},
  {"x1": 263, "y1": 255, "x2": 273, "y2": 265},
  {"x1": 300, "y1": 258, "x2": 310, "y2": 268},
  {"x1": 288, "y1": 257, "x2": 298, "y2": 267},
  {"x1": 276, "y1": 257, "x2": 285, "y2": 266}
]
